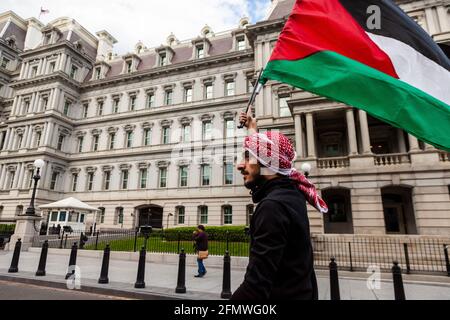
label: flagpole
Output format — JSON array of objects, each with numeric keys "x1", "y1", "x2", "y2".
[{"x1": 238, "y1": 68, "x2": 265, "y2": 129}]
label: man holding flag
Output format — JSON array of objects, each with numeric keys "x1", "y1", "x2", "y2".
[{"x1": 232, "y1": 0, "x2": 449, "y2": 299}]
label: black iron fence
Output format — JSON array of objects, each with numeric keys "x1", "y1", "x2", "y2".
[{"x1": 31, "y1": 230, "x2": 450, "y2": 276}]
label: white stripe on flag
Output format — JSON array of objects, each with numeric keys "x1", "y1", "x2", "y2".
[{"x1": 367, "y1": 32, "x2": 450, "y2": 106}]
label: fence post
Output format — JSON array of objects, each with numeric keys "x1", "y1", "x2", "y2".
[
  {"x1": 177, "y1": 232, "x2": 181, "y2": 254},
  {"x1": 329, "y1": 257, "x2": 340, "y2": 300},
  {"x1": 134, "y1": 228, "x2": 138, "y2": 253},
  {"x1": 348, "y1": 242, "x2": 353, "y2": 272},
  {"x1": 134, "y1": 246, "x2": 146, "y2": 288},
  {"x1": 226, "y1": 231, "x2": 229, "y2": 252},
  {"x1": 8, "y1": 238, "x2": 22, "y2": 273},
  {"x1": 36, "y1": 240, "x2": 49, "y2": 276},
  {"x1": 175, "y1": 248, "x2": 186, "y2": 293},
  {"x1": 59, "y1": 231, "x2": 64, "y2": 249},
  {"x1": 98, "y1": 244, "x2": 110, "y2": 284},
  {"x1": 392, "y1": 261, "x2": 406, "y2": 300},
  {"x1": 221, "y1": 250, "x2": 232, "y2": 299},
  {"x1": 65, "y1": 242, "x2": 78, "y2": 280},
  {"x1": 95, "y1": 231, "x2": 100, "y2": 250},
  {"x1": 64, "y1": 234, "x2": 68, "y2": 249},
  {"x1": 403, "y1": 243, "x2": 411, "y2": 274},
  {"x1": 444, "y1": 244, "x2": 450, "y2": 277}
]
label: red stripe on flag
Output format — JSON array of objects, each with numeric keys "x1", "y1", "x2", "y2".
[{"x1": 270, "y1": 0, "x2": 399, "y2": 78}]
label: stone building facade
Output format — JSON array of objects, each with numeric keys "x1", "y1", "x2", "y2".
[{"x1": 0, "y1": 0, "x2": 449, "y2": 235}]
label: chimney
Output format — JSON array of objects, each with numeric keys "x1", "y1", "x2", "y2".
[{"x1": 95, "y1": 30, "x2": 117, "y2": 62}]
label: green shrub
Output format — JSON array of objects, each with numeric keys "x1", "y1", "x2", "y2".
[
  {"x1": 0, "y1": 224, "x2": 15, "y2": 233},
  {"x1": 161, "y1": 225, "x2": 248, "y2": 242}
]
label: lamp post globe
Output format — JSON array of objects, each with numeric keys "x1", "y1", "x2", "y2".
[
  {"x1": 25, "y1": 159, "x2": 45, "y2": 216},
  {"x1": 301, "y1": 162, "x2": 312, "y2": 178}
]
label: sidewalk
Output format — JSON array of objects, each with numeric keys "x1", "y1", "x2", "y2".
[{"x1": 1, "y1": 250, "x2": 450, "y2": 300}]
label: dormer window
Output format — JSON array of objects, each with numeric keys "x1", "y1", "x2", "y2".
[
  {"x1": 44, "y1": 33, "x2": 52, "y2": 45},
  {"x1": 237, "y1": 37, "x2": 246, "y2": 51},
  {"x1": 196, "y1": 45, "x2": 205, "y2": 59},
  {"x1": 126, "y1": 60, "x2": 132, "y2": 73},
  {"x1": 95, "y1": 67, "x2": 101, "y2": 80},
  {"x1": 1, "y1": 57, "x2": 10, "y2": 69},
  {"x1": 159, "y1": 53, "x2": 167, "y2": 66}
]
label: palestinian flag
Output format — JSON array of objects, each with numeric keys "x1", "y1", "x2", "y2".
[{"x1": 261, "y1": 0, "x2": 450, "y2": 151}]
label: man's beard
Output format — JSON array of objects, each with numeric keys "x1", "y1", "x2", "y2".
[{"x1": 244, "y1": 171, "x2": 266, "y2": 191}]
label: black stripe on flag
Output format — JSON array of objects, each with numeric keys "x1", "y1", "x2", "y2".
[{"x1": 339, "y1": 0, "x2": 450, "y2": 72}]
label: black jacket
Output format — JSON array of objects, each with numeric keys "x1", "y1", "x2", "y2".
[
  {"x1": 231, "y1": 177, "x2": 318, "y2": 300},
  {"x1": 193, "y1": 232, "x2": 208, "y2": 252}
]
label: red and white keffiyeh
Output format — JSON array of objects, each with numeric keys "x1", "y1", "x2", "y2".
[{"x1": 244, "y1": 131, "x2": 328, "y2": 214}]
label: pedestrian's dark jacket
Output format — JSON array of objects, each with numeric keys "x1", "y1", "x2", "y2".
[
  {"x1": 231, "y1": 177, "x2": 318, "y2": 300},
  {"x1": 193, "y1": 231, "x2": 208, "y2": 252}
]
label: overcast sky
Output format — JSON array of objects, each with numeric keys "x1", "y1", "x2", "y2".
[{"x1": 0, "y1": 0, "x2": 272, "y2": 54}]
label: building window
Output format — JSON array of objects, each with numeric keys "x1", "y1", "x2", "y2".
[
  {"x1": 49, "y1": 62, "x2": 56, "y2": 73},
  {"x1": 23, "y1": 100, "x2": 30, "y2": 113},
  {"x1": 95, "y1": 67, "x2": 101, "y2": 80},
  {"x1": 126, "y1": 61, "x2": 132, "y2": 73},
  {"x1": 224, "y1": 163, "x2": 233, "y2": 185},
  {"x1": 129, "y1": 96, "x2": 136, "y2": 111},
  {"x1": 246, "y1": 204, "x2": 254, "y2": 226},
  {"x1": 77, "y1": 136, "x2": 84, "y2": 153},
  {"x1": 57, "y1": 135, "x2": 64, "y2": 151},
  {"x1": 31, "y1": 66, "x2": 38, "y2": 77},
  {"x1": 201, "y1": 164, "x2": 211, "y2": 186},
  {"x1": 59, "y1": 211, "x2": 67, "y2": 222},
  {"x1": 159, "y1": 167, "x2": 167, "y2": 188},
  {"x1": 126, "y1": 132, "x2": 133, "y2": 148},
  {"x1": 87, "y1": 173, "x2": 94, "y2": 191},
  {"x1": 28, "y1": 169, "x2": 34, "y2": 189},
  {"x1": 162, "y1": 127, "x2": 170, "y2": 144},
  {"x1": 103, "y1": 171, "x2": 111, "y2": 190},
  {"x1": 50, "y1": 172, "x2": 59, "y2": 190},
  {"x1": 182, "y1": 124, "x2": 191, "y2": 142},
  {"x1": 121, "y1": 170, "x2": 129, "y2": 189},
  {"x1": 205, "y1": 84, "x2": 213, "y2": 99},
  {"x1": 42, "y1": 97, "x2": 49, "y2": 110},
  {"x1": 176, "y1": 206, "x2": 185, "y2": 225},
  {"x1": 225, "y1": 119, "x2": 234, "y2": 138},
  {"x1": 184, "y1": 87, "x2": 193, "y2": 102},
  {"x1": 159, "y1": 53, "x2": 167, "y2": 66},
  {"x1": 165, "y1": 90, "x2": 173, "y2": 105},
  {"x1": 139, "y1": 168, "x2": 148, "y2": 189},
  {"x1": 113, "y1": 99, "x2": 120, "y2": 113},
  {"x1": 179, "y1": 166, "x2": 188, "y2": 187},
  {"x1": 99, "y1": 207, "x2": 105, "y2": 224},
  {"x1": 35, "y1": 132, "x2": 41, "y2": 147},
  {"x1": 70, "y1": 65, "x2": 78, "y2": 79},
  {"x1": 199, "y1": 206, "x2": 208, "y2": 224},
  {"x1": 223, "y1": 206, "x2": 233, "y2": 225},
  {"x1": 225, "y1": 81, "x2": 235, "y2": 96},
  {"x1": 82, "y1": 104, "x2": 89, "y2": 118},
  {"x1": 16, "y1": 135, "x2": 23, "y2": 149},
  {"x1": 97, "y1": 102, "x2": 104, "y2": 116},
  {"x1": 1, "y1": 57, "x2": 10, "y2": 69},
  {"x1": 247, "y1": 78, "x2": 254, "y2": 93},
  {"x1": 143, "y1": 128, "x2": 152, "y2": 146},
  {"x1": 147, "y1": 93, "x2": 155, "y2": 108},
  {"x1": 115, "y1": 207, "x2": 124, "y2": 225},
  {"x1": 279, "y1": 96, "x2": 291, "y2": 117},
  {"x1": 63, "y1": 100, "x2": 71, "y2": 116},
  {"x1": 8, "y1": 171, "x2": 15, "y2": 189},
  {"x1": 71, "y1": 173, "x2": 78, "y2": 192},
  {"x1": 109, "y1": 133, "x2": 115, "y2": 150},
  {"x1": 196, "y1": 46, "x2": 205, "y2": 59},
  {"x1": 237, "y1": 38, "x2": 246, "y2": 51},
  {"x1": 92, "y1": 135, "x2": 99, "y2": 151},
  {"x1": 202, "y1": 121, "x2": 212, "y2": 140}
]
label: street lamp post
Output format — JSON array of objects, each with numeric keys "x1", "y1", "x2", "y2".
[
  {"x1": 167, "y1": 212, "x2": 173, "y2": 230},
  {"x1": 24, "y1": 159, "x2": 45, "y2": 216},
  {"x1": 301, "y1": 162, "x2": 312, "y2": 179}
]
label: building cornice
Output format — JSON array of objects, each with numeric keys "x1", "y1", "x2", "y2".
[
  {"x1": 19, "y1": 40, "x2": 95, "y2": 64},
  {"x1": 9, "y1": 71, "x2": 82, "y2": 91}
]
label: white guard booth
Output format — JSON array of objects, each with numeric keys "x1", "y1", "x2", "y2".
[{"x1": 39, "y1": 197, "x2": 100, "y2": 233}]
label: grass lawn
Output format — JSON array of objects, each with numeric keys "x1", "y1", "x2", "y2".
[{"x1": 84, "y1": 236, "x2": 250, "y2": 257}]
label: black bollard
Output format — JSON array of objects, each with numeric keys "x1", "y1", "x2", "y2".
[
  {"x1": 175, "y1": 248, "x2": 186, "y2": 293},
  {"x1": 98, "y1": 244, "x2": 111, "y2": 284},
  {"x1": 134, "y1": 246, "x2": 146, "y2": 288},
  {"x1": 36, "y1": 240, "x2": 49, "y2": 276},
  {"x1": 392, "y1": 261, "x2": 406, "y2": 300},
  {"x1": 329, "y1": 257, "x2": 340, "y2": 300},
  {"x1": 65, "y1": 242, "x2": 78, "y2": 280},
  {"x1": 221, "y1": 250, "x2": 232, "y2": 299},
  {"x1": 444, "y1": 244, "x2": 450, "y2": 277},
  {"x1": 8, "y1": 238, "x2": 22, "y2": 273}
]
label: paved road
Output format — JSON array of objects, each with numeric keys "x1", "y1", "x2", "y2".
[{"x1": 0, "y1": 280, "x2": 131, "y2": 300}]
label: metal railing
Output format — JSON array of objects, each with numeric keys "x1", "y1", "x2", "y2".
[{"x1": 31, "y1": 230, "x2": 450, "y2": 275}]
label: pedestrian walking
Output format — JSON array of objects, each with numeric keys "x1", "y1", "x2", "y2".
[{"x1": 193, "y1": 225, "x2": 208, "y2": 277}]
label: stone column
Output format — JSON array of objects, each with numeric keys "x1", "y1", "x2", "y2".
[
  {"x1": 17, "y1": 163, "x2": 26, "y2": 189},
  {"x1": 13, "y1": 163, "x2": 22, "y2": 189},
  {"x1": 11, "y1": 96, "x2": 20, "y2": 116},
  {"x1": 26, "y1": 127, "x2": 34, "y2": 149},
  {"x1": 346, "y1": 109, "x2": 358, "y2": 155},
  {"x1": 397, "y1": 129, "x2": 407, "y2": 153},
  {"x1": 358, "y1": 110, "x2": 372, "y2": 154},
  {"x1": 408, "y1": 134, "x2": 420, "y2": 151},
  {"x1": 8, "y1": 130, "x2": 16, "y2": 150},
  {"x1": 294, "y1": 114, "x2": 304, "y2": 158},
  {"x1": 0, "y1": 164, "x2": 6, "y2": 188},
  {"x1": 2, "y1": 128, "x2": 11, "y2": 150},
  {"x1": 44, "y1": 122, "x2": 54, "y2": 146},
  {"x1": 306, "y1": 113, "x2": 316, "y2": 158}
]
